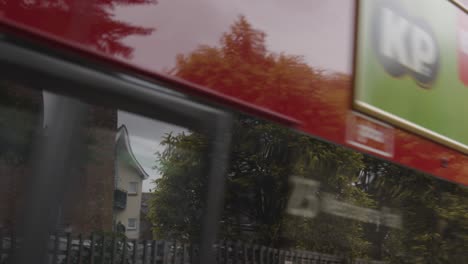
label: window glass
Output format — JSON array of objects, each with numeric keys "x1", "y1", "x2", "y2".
[
  {"x1": 127, "y1": 182, "x2": 138, "y2": 195},
  {"x1": 0, "y1": 75, "x2": 214, "y2": 262},
  {"x1": 127, "y1": 218, "x2": 137, "y2": 230},
  {"x1": 1, "y1": 42, "x2": 468, "y2": 264}
]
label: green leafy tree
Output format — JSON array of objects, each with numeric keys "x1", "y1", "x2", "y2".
[{"x1": 358, "y1": 157, "x2": 468, "y2": 263}]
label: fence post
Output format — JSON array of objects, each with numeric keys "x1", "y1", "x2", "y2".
[
  {"x1": 111, "y1": 235, "x2": 117, "y2": 264},
  {"x1": 0, "y1": 228, "x2": 4, "y2": 263},
  {"x1": 90, "y1": 233, "x2": 96, "y2": 264},
  {"x1": 183, "y1": 243, "x2": 190, "y2": 264},
  {"x1": 226, "y1": 241, "x2": 232, "y2": 264},
  {"x1": 78, "y1": 234, "x2": 84, "y2": 264},
  {"x1": 101, "y1": 235, "x2": 107, "y2": 264},
  {"x1": 142, "y1": 240, "x2": 148, "y2": 264},
  {"x1": 252, "y1": 244, "x2": 258, "y2": 264},
  {"x1": 65, "y1": 233, "x2": 72, "y2": 264},
  {"x1": 51, "y1": 232, "x2": 60, "y2": 264},
  {"x1": 10, "y1": 232, "x2": 16, "y2": 263},
  {"x1": 175, "y1": 242, "x2": 182, "y2": 264},
  {"x1": 260, "y1": 246, "x2": 267, "y2": 264},
  {"x1": 271, "y1": 248, "x2": 278, "y2": 264},
  {"x1": 151, "y1": 240, "x2": 159, "y2": 264},
  {"x1": 190, "y1": 243, "x2": 198, "y2": 264},
  {"x1": 242, "y1": 243, "x2": 248, "y2": 264},
  {"x1": 122, "y1": 237, "x2": 128, "y2": 264},
  {"x1": 132, "y1": 240, "x2": 138, "y2": 264}
]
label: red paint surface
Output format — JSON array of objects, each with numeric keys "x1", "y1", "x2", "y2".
[{"x1": 1, "y1": 0, "x2": 468, "y2": 185}]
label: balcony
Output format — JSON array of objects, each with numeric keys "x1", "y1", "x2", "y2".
[{"x1": 114, "y1": 188, "x2": 127, "y2": 210}]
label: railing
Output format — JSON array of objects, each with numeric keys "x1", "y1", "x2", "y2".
[{"x1": 0, "y1": 230, "x2": 385, "y2": 264}]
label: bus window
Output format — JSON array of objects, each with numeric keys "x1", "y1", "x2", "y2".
[{"x1": 1, "y1": 32, "x2": 468, "y2": 264}]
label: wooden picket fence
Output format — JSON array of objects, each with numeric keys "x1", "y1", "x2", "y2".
[{"x1": 0, "y1": 229, "x2": 372, "y2": 264}]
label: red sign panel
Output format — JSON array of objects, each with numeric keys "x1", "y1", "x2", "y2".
[{"x1": 346, "y1": 112, "x2": 394, "y2": 158}]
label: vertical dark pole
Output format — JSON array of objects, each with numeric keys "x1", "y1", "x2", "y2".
[
  {"x1": 65, "y1": 233, "x2": 72, "y2": 264},
  {"x1": 162, "y1": 241, "x2": 169, "y2": 264},
  {"x1": 190, "y1": 243, "x2": 197, "y2": 264},
  {"x1": 150, "y1": 241, "x2": 158, "y2": 264},
  {"x1": 52, "y1": 232, "x2": 60, "y2": 264},
  {"x1": 78, "y1": 234, "x2": 84, "y2": 264},
  {"x1": 122, "y1": 237, "x2": 128, "y2": 264},
  {"x1": 132, "y1": 240, "x2": 138, "y2": 264},
  {"x1": 198, "y1": 117, "x2": 232, "y2": 264},
  {"x1": 110, "y1": 236, "x2": 117, "y2": 264},
  {"x1": 90, "y1": 233, "x2": 96, "y2": 264},
  {"x1": 164, "y1": 241, "x2": 172, "y2": 264},
  {"x1": 142, "y1": 240, "x2": 147, "y2": 264},
  {"x1": 173, "y1": 242, "x2": 179, "y2": 264},
  {"x1": 101, "y1": 236, "x2": 106, "y2": 264},
  {"x1": 0, "y1": 228, "x2": 3, "y2": 263},
  {"x1": 243, "y1": 244, "x2": 248, "y2": 264},
  {"x1": 183, "y1": 243, "x2": 190, "y2": 264},
  {"x1": 13, "y1": 96, "x2": 88, "y2": 264},
  {"x1": 253, "y1": 245, "x2": 259, "y2": 264}
]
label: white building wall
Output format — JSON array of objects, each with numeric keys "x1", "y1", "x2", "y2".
[{"x1": 114, "y1": 162, "x2": 143, "y2": 240}]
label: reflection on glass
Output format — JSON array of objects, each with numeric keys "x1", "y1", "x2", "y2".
[
  {"x1": 1, "y1": 78, "x2": 468, "y2": 264},
  {"x1": 114, "y1": 110, "x2": 187, "y2": 240}
]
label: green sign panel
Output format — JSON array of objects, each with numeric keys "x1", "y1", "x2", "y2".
[{"x1": 354, "y1": 0, "x2": 468, "y2": 153}]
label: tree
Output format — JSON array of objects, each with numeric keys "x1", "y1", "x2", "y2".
[
  {"x1": 1, "y1": 0, "x2": 156, "y2": 58},
  {"x1": 357, "y1": 156, "x2": 468, "y2": 263},
  {"x1": 149, "y1": 16, "x2": 373, "y2": 259}
]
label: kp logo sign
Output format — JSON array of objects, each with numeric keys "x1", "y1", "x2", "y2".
[{"x1": 372, "y1": 1, "x2": 440, "y2": 87}]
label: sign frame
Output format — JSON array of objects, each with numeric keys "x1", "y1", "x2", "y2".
[{"x1": 352, "y1": 0, "x2": 468, "y2": 155}]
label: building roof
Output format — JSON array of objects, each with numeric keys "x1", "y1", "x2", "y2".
[{"x1": 116, "y1": 125, "x2": 150, "y2": 179}]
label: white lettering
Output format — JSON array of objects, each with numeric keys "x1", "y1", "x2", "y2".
[
  {"x1": 412, "y1": 26, "x2": 437, "y2": 76},
  {"x1": 357, "y1": 124, "x2": 384, "y2": 143},
  {"x1": 381, "y1": 7, "x2": 411, "y2": 68}
]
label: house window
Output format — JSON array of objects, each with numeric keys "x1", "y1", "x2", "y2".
[
  {"x1": 127, "y1": 218, "x2": 137, "y2": 230},
  {"x1": 128, "y1": 182, "x2": 138, "y2": 195}
]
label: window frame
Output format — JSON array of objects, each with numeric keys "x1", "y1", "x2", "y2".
[
  {"x1": 127, "y1": 218, "x2": 137, "y2": 230},
  {"x1": 0, "y1": 34, "x2": 232, "y2": 264},
  {"x1": 127, "y1": 181, "x2": 138, "y2": 195}
]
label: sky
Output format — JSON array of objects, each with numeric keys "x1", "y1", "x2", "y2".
[{"x1": 112, "y1": 0, "x2": 355, "y2": 74}]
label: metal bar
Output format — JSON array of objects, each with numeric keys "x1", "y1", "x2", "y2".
[
  {"x1": 173, "y1": 242, "x2": 178, "y2": 264},
  {"x1": 90, "y1": 233, "x2": 96, "y2": 264},
  {"x1": 142, "y1": 240, "x2": 147, "y2": 264},
  {"x1": 223, "y1": 241, "x2": 228, "y2": 264},
  {"x1": 101, "y1": 236, "x2": 106, "y2": 264},
  {"x1": 51, "y1": 232, "x2": 60, "y2": 264},
  {"x1": 163, "y1": 241, "x2": 170, "y2": 264},
  {"x1": 243, "y1": 244, "x2": 248, "y2": 264},
  {"x1": 65, "y1": 233, "x2": 72, "y2": 264},
  {"x1": 0, "y1": 228, "x2": 3, "y2": 255},
  {"x1": 122, "y1": 237, "x2": 128, "y2": 264},
  {"x1": 132, "y1": 240, "x2": 138, "y2": 264},
  {"x1": 151, "y1": 240, "x2": 158, "y2": 264},
  {"x1": 183, "y1": 244, "x2": 189, "y2": 264},
  {"x1": 78, "y1": 234, "x2": 84, "y2": 264},
  {"x1": 191, "y1": 244, "x2": 197, "y2": 264},
  {"x1": 252, "y1": 245, "x2": 257, "y2": 264},
  {"x1": 10, "y1": 94, "x2": 88, "y2": 264},
  {"x1": 110, "y1": 236, "x2": 117, "y2": 264}
]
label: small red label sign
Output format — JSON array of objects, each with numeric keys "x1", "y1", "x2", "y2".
[{"x1": 346, "y1": 112, "x2": 394, "y2": 157}]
